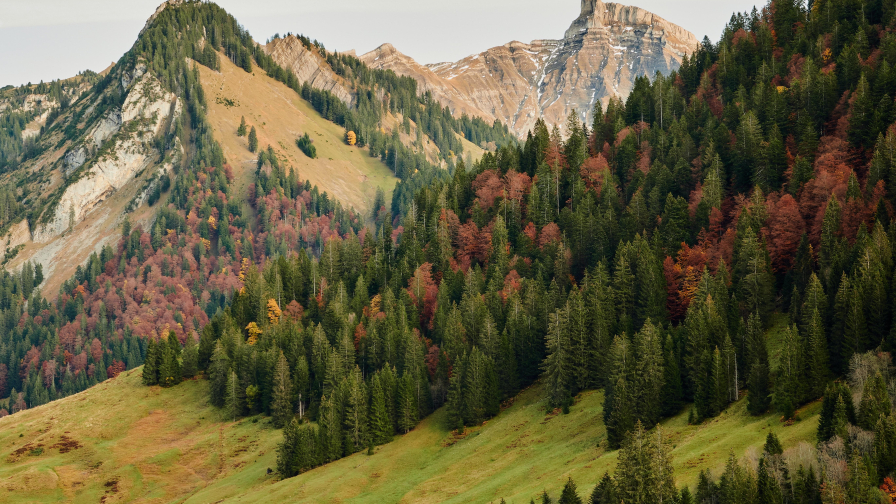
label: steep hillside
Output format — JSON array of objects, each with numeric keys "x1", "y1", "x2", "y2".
[
  {"x1": 0, "y1": 366, "x2": 820, "y2": 504},
  {"x1": 197, "y1": 50, "x2": 398, "y2": 213},
  {"x1": 361, "y1": 0, "x2": 699, "y2": 136}
]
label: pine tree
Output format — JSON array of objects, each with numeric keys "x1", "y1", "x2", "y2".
[
  {"x1": 858, "y1": 372, "x2": 891, "y2": 430},
  {"x1": 277, "y1": 417, "x2": 300, "y2": 477},
  {"x1": 248, "y1": 126, "x2": 258, "y2": 153},
  {"x1": 142, "y1": 339, "x2": 158, "y2": 386},
  {"x1": 238, "y1": 116, "x2": 247, "y2": 136},
  {"x1": 747, "y1": 314, "x2": 771, "y2": 415},
  {"x1": 615, "y1": 422, "x2": 677, "y2": 504},
  {"x1": 182, "y1": 335, "x2": 198, "y2": 379},
  {"x1": 660, "y1": 334, "x2": 683, "y2": 417},
  {"x1": 590, "y1": 472, "x2": 619, "y2": 504},
  {"x1": 158, "y1": 332, "x2": 182, "y2": 387},
  {"x1": 542, "y1": 306, "x2": 571, "y2": 410},
  {"x1": 632, "y1": 321, "x2": 664, "y2": 427},
  {"x1": 756, "y1": 456, "x2": 783, "y2": 504},
  {"x1": 208, "y1": 341, "x2": 230, "y2": 408},
  {"x1": 558, "y1": 477, "x2": 583, "y2": 504},
  {"x1": 396, "y1": 371, "x2": 417, "y2": 434},
  {"x1": 271, "y1": 351, "x2": 293, "y2": 428},
  {"x1": 225, "y1": 370, "x2": 243, "y2": 420},
  {"x1": 369, "y1": 373, "x2": 392, "y2": 444},
  {"x1": 817, "y1": 383, "x2": 856, "y2": 442},
  {"x1": 773, "y1": 325, "x2": 803, "y2": 419}
]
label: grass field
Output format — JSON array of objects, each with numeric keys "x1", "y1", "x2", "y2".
[
  {"x1": 198, "y1": 54, "x2": 399, "y2": 216},
  {"x1": 0, "y1": 364, "x2": 820, "y2": 503}
]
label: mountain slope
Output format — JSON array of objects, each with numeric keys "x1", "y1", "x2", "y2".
[
  {"x1": 197, "y1": 49, "x2": 397, "y2": 213},
  {"x1": 361, "y1": 0, "x2": 699, "y2": 136},
  {"x1": 0, "y1": 366, "x2": 820, "y2": 503}
]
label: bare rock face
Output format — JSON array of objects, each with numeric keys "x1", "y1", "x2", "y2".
[
  {"x1": 264, "y1": 36, "x2": 355, "y2": 107},
  {"x1": 33, "y1": 71, "x2": 178, "y2": 242},
  {"x1": 361, "y1": 0, "x2": 699, "y2": 136}
]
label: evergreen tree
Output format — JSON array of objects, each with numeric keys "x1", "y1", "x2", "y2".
[
  {"x1": 182, "y1": 335, "x2": 199, "y2": 379},
  {"x1": 248, "y1": 126, "x2": 258, "y2": 153},
  {"x1": 158, "y1": 332, "x2": 182, "y2": 387},
  {"x1": 818, "y1": 382, "x2": 857, "y2": 443},
  {"x1": 558, "y1": 477, "x2": 584, "y2": 504},
  {"x1": 271, "y1": 351, "x2": 293, "y2": 428},
  {"x1": 368, "y1": 373, "x2": 392, "y2": 444},
  {"x1": 590, "y1": 473, "x2": 619, "y2": 504},
  {"x1": 615, "y1": 422, "x2": 677, "y2": 504},
  {"x1": 142, "y1": 339, "x2": 159, "y2": 386},
  {"x1": 208, "y1": 341, "x2": 230, "y2": 408},
  {"x1": 225, "y1": 370, "x2": 243, "y2": 420},
  {"x1": 238, "y1": 116, "x2": 247, "y2": 136},
  {"x1": 746, "y1": 314, "x2": 771, "y2": 415},
  {"x1": 858, "y1": 372, "x2": 891, "y2": 430},
  {"x1": 542, "y1": 306, "x2": 571, "y2": 410}
]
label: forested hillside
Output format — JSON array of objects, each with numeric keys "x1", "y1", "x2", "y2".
[{"x1": 3, "y1": 0, "x2": 896, "y2": 501}]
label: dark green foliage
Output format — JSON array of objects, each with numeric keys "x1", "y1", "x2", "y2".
[
  {"x1": 248, "y1": 126, "x2": 258, "y2": 153},
  {"x1": 142, "y1": 339, "x2": 159, "y2": 386},
  {"x1": 295, "y1": 133, "x2": 317, "y2": 159},
  {"x1": 817, "y1": 382, "x2": 857, "y2": 443},
  {"x1": 558, "y1": 478, "x2": 583, "y2": 504}
]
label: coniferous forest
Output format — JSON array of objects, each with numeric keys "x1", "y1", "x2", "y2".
[{"x1": 3, "y1": 0, "x2": 896, "y2": 501}]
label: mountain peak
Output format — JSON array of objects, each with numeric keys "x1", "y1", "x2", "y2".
[{"x1": 363, "y1": 1, "x2": 698, "y2": 137}]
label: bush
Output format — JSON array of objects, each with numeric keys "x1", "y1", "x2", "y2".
[{"x1": 296, "y1": 133, "x2": 316, "y2": 159}]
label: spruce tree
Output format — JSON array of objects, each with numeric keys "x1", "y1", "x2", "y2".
[
  {"x1": 542, "y1": 306, "x2": 571, "y2": 410},
  {"x1": 396, "y1": 372, "x2": 417, "y2": 434},
  {"x1": 278, "y1": 418, "x2": 300, "y2": 477},
  {"x1": 182, "y1": 335, "x2": 198, "y2": 379},
  {"x1": 746, "y1": 316, "x2": 771, "y2": 415},
  {"x1": 142, "y1": 339, "x2": 158, "y2": 386},
  {"x1": 158, "y1": 332, "x2": 182, "y2": 387},
  {"x1": 248, "y1": 126, "x2": 258, "y2": 153},
  {"x1": 271, "y1": 352, "x2": 293, "y2": 428},
  {"x1": 225, "y1": 370, "x2": 243, "y2": 420},
  {"x1": 558, "y1": 477, "x2": 583, "y2": 504},
  {"x1": 369, "y1": 373, "x2": 392, "y2": 444},
  {"x1": 590, "y1": 472, "x2": 618, "y2": 504},
  {"x1": 817, "y1": 383, "x2": 856, "y2": 442},
  {"x1": 858, "y1": 372, "x2": 891, "y2": 430},
  {"x1": 208, "y1": 341, "x2": 230, "y2": 408}
]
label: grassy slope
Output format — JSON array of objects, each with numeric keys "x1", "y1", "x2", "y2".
[
  {"x1": 0, "y1": 321, "x2": 816, "y2": 503},
  {"x1": 0, "y1": 370, "x2": 820, "y2": 504},
  {"x1": 198, "y1": 54, "x2": 399, "y2": 216}
]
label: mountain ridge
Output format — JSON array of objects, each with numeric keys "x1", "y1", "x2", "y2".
[{"x1": 361, "y1": 0, "x2": 699, "y2": 137}]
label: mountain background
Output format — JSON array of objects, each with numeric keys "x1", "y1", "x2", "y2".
[{"x1": 0, "y1": 0, "x2": 760, "y2": 86}]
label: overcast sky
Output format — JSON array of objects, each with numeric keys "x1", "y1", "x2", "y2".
[{"x1": 0, "y1": 0, "x2": 765, "y2": 87}]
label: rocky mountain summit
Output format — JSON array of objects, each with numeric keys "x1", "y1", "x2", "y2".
[{"x1": 361, "y1": 0, "x2": 699, "y2": 136}]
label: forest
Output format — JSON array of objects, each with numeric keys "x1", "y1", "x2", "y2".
[{"x1": 2, "y1": 0, "x2": 896, "y2": 501}]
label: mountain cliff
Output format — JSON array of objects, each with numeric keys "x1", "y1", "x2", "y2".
[{"x1": 361, "y1": 0, "x2": 699, "y2": 136}]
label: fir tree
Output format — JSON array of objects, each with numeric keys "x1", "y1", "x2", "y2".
[
  {"x1": 142, "y1": 339, "x2": 159, "y2": 386},
  {"x1": 271, "y1": 351, "x2": 293, "y2": 428},
  {"x1": 237, "y1": 116, "x2": 247, "y2": 136},
  {"x1": 558, "y1": 477, "x2": 583, "y2": 504},
  {"x1": 248, "y1": 126, "x2": 258, "y2": 153}
]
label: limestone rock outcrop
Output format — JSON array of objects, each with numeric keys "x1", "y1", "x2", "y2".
[
  {"x1": 264, "y1": 36, "x2": 355, "y2": 107},
  {"x1": 361, "y1": 0, "x2": 699, "y2": 136}
]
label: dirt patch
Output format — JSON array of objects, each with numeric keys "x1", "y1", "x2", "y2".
[
  {"x1": 7, "y1": 443, "x2": 44, "y2": 462},
  {"x1": 100, "y1": 478, "x2": 120, "y2": 503},
  {"x1": 50, "y1": 435, "x2": 83, "y2": 454}
]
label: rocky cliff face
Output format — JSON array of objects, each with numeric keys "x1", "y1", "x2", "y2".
[
  {"x1": 264, "y1": 36, "x2": 355, "y2": 107},
  {"x1": 361, "y1": 0, "x2": 699, "y2": 136},
  {"x1": 34, "y1": 69, "x2": 179, "y2": 242}
]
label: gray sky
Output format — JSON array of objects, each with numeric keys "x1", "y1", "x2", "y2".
[{"x1": 0, "y1": 0, "x2": 764, "y2": 87}]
